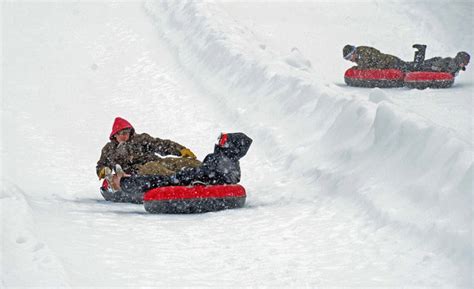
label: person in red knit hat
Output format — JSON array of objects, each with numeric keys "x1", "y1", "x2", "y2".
[{"x1": 97, "y1": 117, "x2": 200, "y2": 181}]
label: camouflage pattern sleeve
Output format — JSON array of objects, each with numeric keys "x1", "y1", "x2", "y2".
[{"x1": 96, "y1": 142, "x2": 115, "y2": 176}]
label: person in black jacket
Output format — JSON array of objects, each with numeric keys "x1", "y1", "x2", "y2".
[{"x1": 113, "y1": 132, "x2": 253, "y2": 195}]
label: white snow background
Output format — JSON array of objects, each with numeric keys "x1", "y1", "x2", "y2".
[{"x1": 1, "y1": 0, "x2": 472, "y2": 288}]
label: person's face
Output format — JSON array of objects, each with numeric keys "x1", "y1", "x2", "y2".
[
  {"x1": 115, "y1": 129, "x2": 131, "y2": 144},
  {"x1": 349, "y1": 53, "x2": 357, "y2": 62}
]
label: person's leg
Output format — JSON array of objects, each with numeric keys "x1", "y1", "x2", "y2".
[
  {"x1": 156, "y1": 157, "x2": 202, "y2": 172},
  {"x1": 137, "y1": 161, "x2": 175, "y2": 175},
  {"x1": 119, "y1": 174, "x2": 171, "y2": 195},
  {"x1": 412, "y1": 44, "x2": 427, "y2": 70},
  {"x1": 413, "y1": 58, "x2": 437, "y2": 72},
  {"x1": 395, "y1": 59, "x2": 412, "y2": 72},
  {"x1": 138, "y1": 158, "x2": 201, "y2": 175}
]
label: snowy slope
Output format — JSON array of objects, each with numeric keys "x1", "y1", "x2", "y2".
[{"x1": 2, "y1": 0, "x2": 473, "y2": 288}]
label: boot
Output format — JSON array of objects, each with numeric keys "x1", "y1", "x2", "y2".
[{"x1": 412, "y1": 44, "x2": 427, "y2": 69}]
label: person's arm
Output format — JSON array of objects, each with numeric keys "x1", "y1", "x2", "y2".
[{"x1": 96, "y1": 143, "x2": 115, "y2": 178}]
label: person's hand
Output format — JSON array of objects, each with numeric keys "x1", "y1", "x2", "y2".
[
  {"x1": 111, "y1": 172, "x2": 130, "y2": 191},
  {"x1": 98, "y1": 167, "x2": 112, "y2": 180},
  {"x1": 180, "y1": 148, "x2": 196, "y2": 159}
]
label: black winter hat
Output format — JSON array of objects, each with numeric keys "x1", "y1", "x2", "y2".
[
  {"x1": 455, "y1": 51, "x2": 470, "y2": 65},
  {"x1": 343, "y1": 45, "x2": 356, "y2": 59},
  {"x1": 215, "y1": 132, "x2": 252, "y2": 160}
]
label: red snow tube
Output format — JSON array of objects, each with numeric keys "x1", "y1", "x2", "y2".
[
  {"x1": 404, "y1": 71, "x2": 454, "y2": 89},
  {"x1": 344, "y1": 68, "x2": 405, "y2": 88},
  {"x1": 143, "y1": 184, "x2": 246, "y2": 214}
]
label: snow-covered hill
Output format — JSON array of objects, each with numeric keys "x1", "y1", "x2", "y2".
[{"x1": 2, "y1": 0, "x2": 472, "y2": 288}]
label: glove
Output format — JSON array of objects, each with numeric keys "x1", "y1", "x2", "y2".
[
  {"x1": 180, "y1": 148, "x2": 196, "y2": 159},
  {"x1": 98, "y1": 166, "x2": 112, "y2": 180}
]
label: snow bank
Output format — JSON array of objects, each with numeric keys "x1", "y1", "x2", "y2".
[
  {"x1": 1, "y1": 181, "x2": 69, "y2": 287},
  {"x1": 145, "y1": 0, "x2": 472, "y2": 274}
]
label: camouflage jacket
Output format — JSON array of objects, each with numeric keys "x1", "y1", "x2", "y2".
[
  {"x1": 354, "y1": 46, "x2": 405, "y2": 70},
  {"x1": 96, "y1": 133, "x2": 186, "y2": 176}
]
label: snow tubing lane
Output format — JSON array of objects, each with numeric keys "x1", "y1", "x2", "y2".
[
  {"x1": 404, "y1": 71, "x2": 454, "y2": 89},
  {"x1": 143, "y1": 185, "x2": 246, "y2": 214},
  {"x1": 344, "y1": 68, "x2": 405, "y2": 88},
  {"x1": 100, "y1": 180, "x2": 143, "y2": 204}
]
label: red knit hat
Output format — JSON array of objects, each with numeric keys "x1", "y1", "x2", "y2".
[{"x1": 109, "y1": 117, "x2": 134, "y2": 140}]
